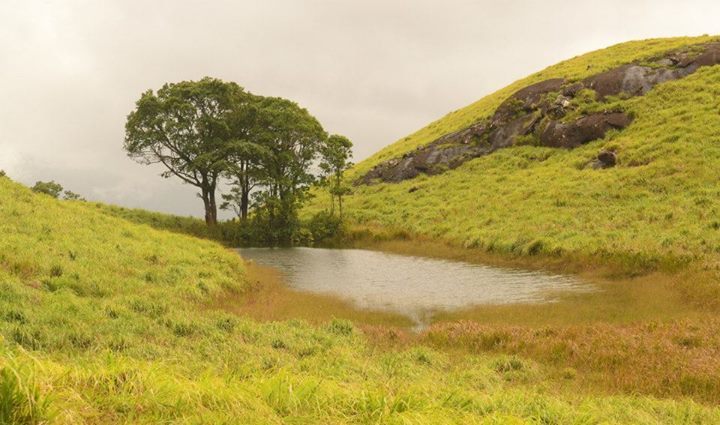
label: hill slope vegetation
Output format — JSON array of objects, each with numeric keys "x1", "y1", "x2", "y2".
[
  {"x1": 2, "y1": 167, "x2": 719, "y2": 423},
  {"x1": 312, "y1": 35, "x2": 720, "y2": 270}
]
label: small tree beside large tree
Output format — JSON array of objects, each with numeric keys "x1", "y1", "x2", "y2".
[
  {"x1": 319, "y1": 134, "x2": 353, "y2": 217},
  {"x1": 222, "y1": 102, "x2": 271, "y2": 220}
]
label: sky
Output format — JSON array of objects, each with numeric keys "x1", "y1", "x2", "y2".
[{"x1": 0, "y1": 0, "x2": 718, "y2": 217}]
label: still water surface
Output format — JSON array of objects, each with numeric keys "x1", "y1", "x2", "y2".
[{"x1": 237, "y1": 247, "x2": 591, "y2": 327}]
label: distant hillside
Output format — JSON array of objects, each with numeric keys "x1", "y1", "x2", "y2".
[{"x1": 309, "y1": 35, "x2": 720, "y2": 269}]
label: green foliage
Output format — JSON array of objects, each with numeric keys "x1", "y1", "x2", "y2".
[
  {"x1": 307, "y1": 210, "x2": 345, "y2": 244},
  {"x1": 31, "y1": 181, "x2": 84, "y2": 201},
  {"x1": 125, "y1": 76, "x2": 342, "y2": 240},
  {"x1": 319, "y1": 134, "x2": 354, "y2": 216},
  {"x1": 61, "y1": 190, "x2": 83, "y2": 201},
  {"x1": 125, "y1": 77, "x2": 250, "y2": 225},
  {"x1": 245, "y1": 97, "x2": 329, "y2": 244},
  {"x1": 30, "y1": 181, "x2": 63, "y2": 199}
]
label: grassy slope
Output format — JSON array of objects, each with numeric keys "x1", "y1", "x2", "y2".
[
  {"x1": 92, "y1": 203, "x2": 215, "y2": 241},
  {"x1": 311, "y1": 35, "x2": 720, "y2": 268},
  {"x1": 350, "y1": 35, "x2": 717, "y2": 178},
  {"x1": 1, "y1": 178, "x2": 718, "y2": 423}
]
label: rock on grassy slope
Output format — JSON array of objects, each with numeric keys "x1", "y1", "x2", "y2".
[
  {"x1": 310, "y1": 35, "x2": 720, "y2": 268},
  {"x1": 1, "y1": 171, "x2": 719, "y2": 422}
]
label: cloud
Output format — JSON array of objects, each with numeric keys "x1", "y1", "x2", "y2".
[{"x1": 0, "y1": 0, "x2": 718, "y2": 216}]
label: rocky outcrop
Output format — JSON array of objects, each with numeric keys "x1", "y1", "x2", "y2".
[
  {"x1": 364, "y1": 122, "x2": 492, "y2": 183},
  {"x1": 359, "y1": 42, "x2": 720, "y2": 185},
  {"x1": 585, "y1": 43, "x2": 720, "y2": 99},
  {"x1": 540, "y1": 112, "x2": 632, "y2": 148}
]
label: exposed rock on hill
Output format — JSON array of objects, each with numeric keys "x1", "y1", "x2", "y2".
[
  {"x1": 540, "y1": 112, "x2": 632, "y2": 148},
  {"x1": 359, "y1": 42, "x2": 720, "y2": 185}
]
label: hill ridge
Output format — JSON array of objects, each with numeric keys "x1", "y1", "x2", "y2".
[{"x1": 358, "y1": 41, "x2": 720, "y2": 184}]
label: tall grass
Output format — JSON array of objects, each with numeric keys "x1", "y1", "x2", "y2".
[{"x1": 0, "y1": 354, "x2": 52, "y2": 425}]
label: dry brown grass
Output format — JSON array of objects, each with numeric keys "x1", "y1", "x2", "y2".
[
  {"x1": 209, "y1": 262, "x2": 413, "y2": 328},
  {"x1": 350, "y1": 238, "x2": 720, "y2": 402},
  {"x1": 423, "y1": 317, "x2": 720, "y2": 403}
]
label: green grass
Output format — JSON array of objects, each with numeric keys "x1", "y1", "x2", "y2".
[
  {"x1": 308, "y1": 35, "x2": 720, "y2": 271},
  {"x1": 0, "y1": 354, "x2": 52, "y2": 425},
  {"x1": 94, "y1": 203, "x2": 218, "y2": 241},
  {"x1": 2, "y1": 170, "x2": 720, "y2": 423}
]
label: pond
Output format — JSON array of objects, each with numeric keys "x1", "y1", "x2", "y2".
[{"x1": 237, "y1": 247, "x2": 592, "y2": 329}]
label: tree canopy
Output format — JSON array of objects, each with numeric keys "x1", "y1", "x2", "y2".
[
  {"x1": 31, "y1": 180, "x2": 84, "y2": 201},
  {"x1": 125, "y1": 76, "x2": 352, "y2": 244},
  {"x1": 124, "y1": 77, "x2": 250, "y2": 225}
]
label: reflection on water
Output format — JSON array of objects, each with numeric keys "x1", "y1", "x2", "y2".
[{"x1": 237, "y1": 247, "x2": 591, "y2": 328}]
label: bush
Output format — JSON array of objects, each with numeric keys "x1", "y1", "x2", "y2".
[
  {"x1": 292, "y1": 227, "x2": 314, "y2": 246},
  {"x1": 30, "y1": 181, "x2": 63, "y2": 199},
  {"x1": 307, "y1": 211, "x2": 344, "y2": 244}
]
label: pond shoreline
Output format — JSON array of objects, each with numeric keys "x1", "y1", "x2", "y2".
[
  {"x1": 224, "y1": 241, "x2": 714, "y2": 331},
  {"x1": 236, "y1": 246, "x2": 592, "y2": 330}
]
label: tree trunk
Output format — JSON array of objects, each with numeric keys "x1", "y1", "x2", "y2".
[
  {"x1": 209, "y1": 188, "x2": 217, "y2": 225},
  {"x1": 241, "y1": 172, "x2": 249, "y2": 220},
  {"x1": 241, "y1": 188, "x2": 249, "y2": 220},
  {"x1": 201, "y1": 186, "x2": 218, "y2": 226}
]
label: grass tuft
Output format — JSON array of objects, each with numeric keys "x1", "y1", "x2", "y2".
[{"x1": 0, "y1": 354, "x2": 53, "y2": 425}]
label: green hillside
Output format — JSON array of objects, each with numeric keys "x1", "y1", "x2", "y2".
[
  {"x1": 316, "y1": 35, "x2": 720, "y2": 269},
  {"x1": 2, "y1": 165, "x2": 719, "y2": 423}
]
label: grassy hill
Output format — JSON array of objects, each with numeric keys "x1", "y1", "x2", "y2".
[
  {"x1": 2, "y1": 167, "x2": 720, "y2": 423},
  {"x1": 309, "y1": 35, "x2": 720, "y2": 271}
]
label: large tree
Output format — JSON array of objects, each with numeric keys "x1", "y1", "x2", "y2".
[{"x1": 124, "y1": 77, "x2": 249, "y2": 225}]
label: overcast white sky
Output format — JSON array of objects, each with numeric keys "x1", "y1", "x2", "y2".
[{"x1": 0, "y1": 0, "x2": 718, "y2": 217}]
